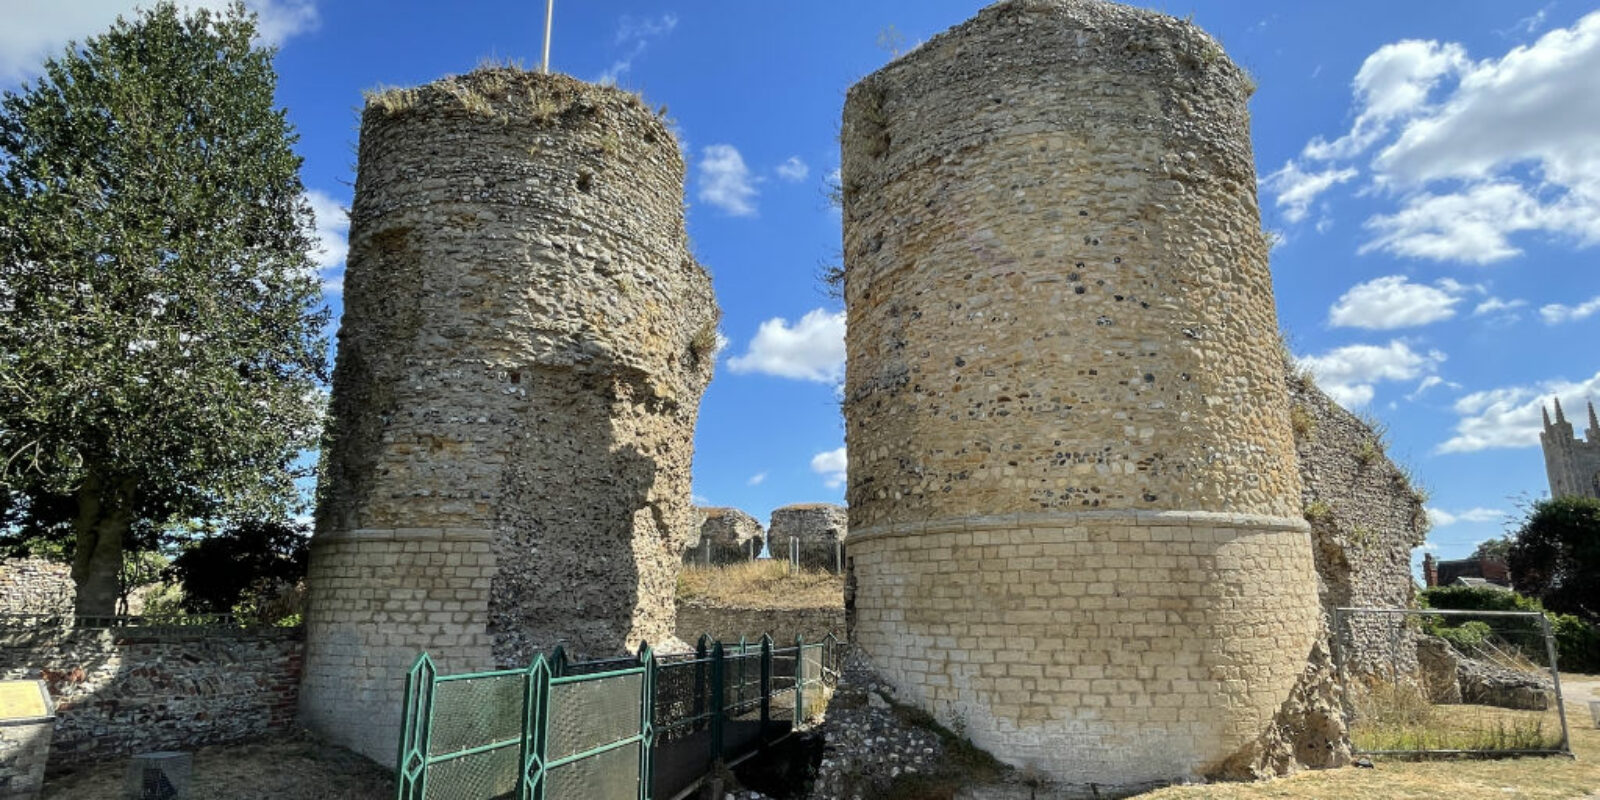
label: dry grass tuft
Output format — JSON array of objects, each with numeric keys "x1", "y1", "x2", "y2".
[{"x1": 676, "y1": 560, "x2": 843, "y2": 610}]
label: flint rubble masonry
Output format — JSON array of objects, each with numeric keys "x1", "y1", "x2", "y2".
[
  {"x1": 841, "y1": 0, "x2": 1318, "y2": 786},
  {"x1": 301, "y1": 68, "x2": 716, "y2": 766}
]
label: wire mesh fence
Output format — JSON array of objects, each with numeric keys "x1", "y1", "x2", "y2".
[
  {"x1": 1333, "y1": 607, "x2": 1571, "y2": 758},
  {"x1": 396, "y1": 633, "x2": 839, "y2": 800}
]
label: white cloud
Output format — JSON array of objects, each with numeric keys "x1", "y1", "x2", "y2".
[
  {"x1": 811, "y1": 447, "x2": 847, "y2": 489},
  {"x1": 776, "y1": 156, "x2": 809, "y2": 182},
  {"x1": 1297, "y1": 340, "x2": 1446, "y2": 409},
  {"x1": 726, "y1": 309, "x2": 845, "y2": 383},
  {"x1": 1276, "y1": 13, "x2": 1600, "y2": 263},
  {"x1": 1472, "y1": 296, "x2": 1527, "y2": 317},
  {"x1": 1540, "y1": 295, "x2": 1600, "y2": 324},
  {"x1": 746, "y1": 472, "x2": 767, "y2": 486},
  {"x1": 0, "y1": 0, "x2": 318, "y2": 83},
  {"x1": 1302, "y1": 40, "x2": 1469, "y2": 162},
  {"x1": 1262, "y1": 162, "x2": 1358, "y2": 223},
  {"x1": 1404, "y1": 374, "x2": 1461, "y2": 402},
  {"x1": 1367, "y1": 14, "x2": 1600, "y2": 261},
  {"x1": 1427, "y1": 507, "x2": 1507, "y2": 527},
  {"x1": 1437, "y1": 369, "x2": 1600, "y2": 452},
  {"x1": 304, "y1": 189, "x2": 347, "y2": 295},
  {"x1": 596, "y1": 13, "x2": 677, "y2": 86},
  {"x1": 697, "y1": 144, "x2": 759, "y2": 217},
  {"x1": 1327, "y1": 275, "x2": 1470, "y2": 329}
]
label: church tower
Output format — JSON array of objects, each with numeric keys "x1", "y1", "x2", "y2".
[{"x1": 1540, "y1": 398, "x2": 1600, "y2": 500}]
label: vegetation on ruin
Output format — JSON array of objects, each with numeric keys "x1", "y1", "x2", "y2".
[
  {"x1": 676, "y1": 560, "x2": 843, "y2": 610},
  {"x1": 0, "y1": 2, "x2": 328, "y2": 615}
]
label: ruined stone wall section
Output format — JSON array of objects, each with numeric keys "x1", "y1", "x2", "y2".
[
  {"x1": 841, "y1": 0, "x2": 1316, "y2": 787},
  {"x1": 684, "y1": 507, "x2": 764, "y2": 565},
  {"x1": 304, "y1": 69, "x2": 715, "y2": 765},
  {"x1": 1289, "y1": 371, "x2": 1428, "y2": 674},
  {"x1": 0, "y1": 560, "x2": 73, "y2": 616},
  {"x1": 768, "y1": 503, "x2": 847, "y2": 568}
]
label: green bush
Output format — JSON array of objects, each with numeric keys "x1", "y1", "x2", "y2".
[
  {"x1": 1420, "y1": 585, "x2": 1600, "y2": 673},
  {"x1": 1435, "y1": 620, "x2": 1491, "y2": 649}
]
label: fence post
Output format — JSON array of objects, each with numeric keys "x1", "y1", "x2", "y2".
[
  {"x1": 710, "y1": 641, "x2": 725, "y2": 763},
  {"x1": 395, "y1": 653, "x2": 436, "y2": 800},
  {"x1": 638, "y1": 643, "x2": 656, "y2": 800},
  {"x1": 793, "y1": 634, "x2": 806, "y2": 725},
  {"x1": 692, "y1": 634, "x2": 708, "y2": 724},
  {"x1": 823, "y1": 633, "x2": 838, "y2": 683},
  {"x1": 759, "y1": 634, "x2": 773, "y2": 744},
  {"x1": 517, "y1": 654, "x2": 551, "y2": 800},
  {"x1": 1538, "y1": 613, "x2": 1573, "y2": 754},
  {"x1": 549, "y1": 644, "x2": 568, "y2": 678}
]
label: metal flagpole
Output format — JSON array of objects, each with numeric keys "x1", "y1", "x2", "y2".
[{"x1": 541, "y1": 0, "x2": 554, "y2": 73}]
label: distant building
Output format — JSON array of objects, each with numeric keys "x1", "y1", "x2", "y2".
[
  {"x1": 1541, "y1": 398, "x2": 1600, "y2": 501},
  {"x1": 1422, "y1": 552, "x2": 1511, "y2": 589}
]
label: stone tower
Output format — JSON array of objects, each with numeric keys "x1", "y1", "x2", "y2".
[
  {"x1": 1541, "y1": 398, "x2": 1600, "y2": 500},
  {"x1": 840, "y1": 0, "x2": 1318, "y2": 787},
  {"x1": 302, "y1": 68, "x2": 717, "y2": 764}
]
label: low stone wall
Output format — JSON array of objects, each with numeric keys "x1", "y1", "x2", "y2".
[
  {"x1": 673, "y1": 603, "x2": 843, "y2": 647},
  {"x1": 0, "y1": 623, "x2": 303, "y2": 770},
  {"x1": 0, "y1": 561, "x2": 73, "y2": 616}
]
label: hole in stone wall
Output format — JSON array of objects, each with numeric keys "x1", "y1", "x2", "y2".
[{"x1": 576, "y1": 171, "x2": 594, "y2": 193}]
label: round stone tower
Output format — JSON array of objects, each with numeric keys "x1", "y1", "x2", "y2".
[
  {"x1": 302, "y1": 68, "x2": 717, "y2": 764},
  {"x1": 840, "y1": 0, "x2": 1317, "y2": 786}
]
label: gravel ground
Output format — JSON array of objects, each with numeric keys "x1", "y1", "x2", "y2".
[{"x1": 41, "y1": 729, "x2": 393, "y2": 800}]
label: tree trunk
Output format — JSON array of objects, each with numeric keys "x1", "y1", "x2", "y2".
[{"x1": 71, "y1": 474, "x2": 134, "y2": 617}]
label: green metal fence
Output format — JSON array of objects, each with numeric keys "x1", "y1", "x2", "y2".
[{"x1": 396, "y1": 634, "x2": 836, "y2": 800}]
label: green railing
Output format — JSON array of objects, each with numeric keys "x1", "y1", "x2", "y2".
[{"x1": 395, "y1": 634, "x2": 836, "y2": 800}]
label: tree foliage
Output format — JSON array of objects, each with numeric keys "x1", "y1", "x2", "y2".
[
  {"x1": 1508, "y1": 496, "x2": 1600, "y2": 621},
  {"x1": 0, "y1": 2, "x2": 328, "y2": 614},
  {"x1": 165, "y1": 518, "x2": 308, "y2": 616}
]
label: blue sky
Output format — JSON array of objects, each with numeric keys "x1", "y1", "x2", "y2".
[{"x1": 5, "y1": 1, "x2": 1598, "y2": 574}]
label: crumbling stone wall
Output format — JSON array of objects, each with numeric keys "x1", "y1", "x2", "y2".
[
  {"x1": 840, "y1": 0, "x2": 1318, "y2": 788},
  {"x1": 768, "y1": 503, "x2": 846, "y2": 570},
  {"x1": 0, "y1": 560, "x2": 73, "y2": 616},
  {"x1": 683, "y1": 507, "x2": 764, "y2": 565},
  {"x1": 303, "y1": 68, "x2": 715, "y2": 765},
  {"x1": 673, "y1": 603, "x2": 842, "y2": 647},
  {"x1": 1289, "y1": 371, "x2": 1428, "y2": 673},
  {"x1": 0, "y1": 623, "x2": 302, "y2": 770}
]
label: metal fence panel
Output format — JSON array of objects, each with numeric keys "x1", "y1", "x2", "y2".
[{"x1": 1334, "y1": 607, "x2": 1570, "y2": 758}]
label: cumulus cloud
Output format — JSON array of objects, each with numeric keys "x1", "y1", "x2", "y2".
[
  {"x1": 0, "y1": 0, "x2": 318, "y2": 82},
  {"x1": 1327, "y1": 275, "x2": 1472, "y2": 329},
  {"x1": 697, "y1": 144, "x2": 759, "y2": 217},
  {"x1": 1270, "y1": 12, "x2": 1600, "y2": 263},
  {"x1": 726, "y1": 309, "x2": 845, "y2": 383},
  {"x1": 596, "y1": 13, "x2": 677, "y2": 86},
  {"x1": 1426, "y1": 507, "x2": 1507, "y2": 527},
  {"x1": 1297, "y1": 340, "x2": 1446, "y2": 409},
  {"x1": 811, "y1": 447, "x2": 847, "y2": 489},
  {"x1": 1437, "y1": 369, "x2": 1600, "y2": 453},
  {"x1": 776, "y1": 156, "x2": 809, "y2": 183},
  {"x1": 1540, "y1": 295, "x2": 1600, "y2": 324},
  {"x1": 1261, "y1": 162, "x2": 1358, "y2": 224},
  {"x1": 304, "y1": 189, "x2": 347, "y2": 295},
  {"x1": 1303, "y1": 39, "x2": 1469, "y2": 162}
]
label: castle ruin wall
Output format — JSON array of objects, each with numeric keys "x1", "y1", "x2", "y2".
[
  {"x1": 841, "y1": 0, "x2": 1318, "y2": 786},
  {"x1": 684, "y1": 507, "x2": 764, "y2": 565},
  {"x1": 302, "y1": 69, "x2": 715, "y2": 764},
  {"x1": 768, "y1": 503, "x2": 847, "y2": 570}
]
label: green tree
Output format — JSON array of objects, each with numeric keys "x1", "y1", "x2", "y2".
[
  {"x1": 165, "y1": 518, "x2": 308, "y2": 616},
  {"x1": 1471, "y1": 536, "x2": 1511, "y2": 561},
  {"x1": 0, "y1": 3, "x2": 327, "y2": 615},
  {"x1": 1507, "y1": 496, "x2": 1600, "y2": 620}
]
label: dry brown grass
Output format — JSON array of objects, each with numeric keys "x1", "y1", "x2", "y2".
[
  {"x1": 1139, "y1": 691, "x2": 1600, "y2": 800},
  {"x1": 676, "y1": 560, "x2": 843, "y2": 610}
]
